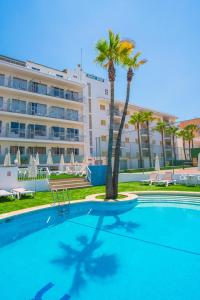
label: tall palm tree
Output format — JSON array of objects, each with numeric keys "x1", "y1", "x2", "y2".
[
  {"x1": 165, "y1": 125, "x2": 179, "y2": 163},
  {"x1": 129, "y1": 112, "x2": 145, "y2": 169},
  {"x1": 142, "y1": 111, "x2": 155, "y2": 168},
  {"x1": 177, "y1": 129, "x2": 188, "y2": 160},
  {"x1": 153, "y1": 121, "x2": 167, "y2": 166},
  {"x1": 112, "y1": 53, "x2": 147, "y2": 197},
  {"x1": 95, "y1": 30, "x2": 133, "y2": 199},
  {"x1": 184, "y1": 124, "x2": 198, "y2": 148}
]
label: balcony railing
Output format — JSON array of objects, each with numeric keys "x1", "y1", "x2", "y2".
[
  {"x1": 0, "y1": 106, "x2": 83, "y2": 122},
  {"x1": 113, "y1": 124, "x2": 120, "y2": 131},
  {"x1": 140, "y1": 128, "x2": 148, "y2": 135},
  {"x1": 0, "y1": 79, "x2": 83, "y2": 103},
  {"x1": 4, "y1": 132, "x2": 84, "y2": 142}
]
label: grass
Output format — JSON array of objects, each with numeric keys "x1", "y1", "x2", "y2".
[
  {"x1": 122, "y1": 166, "x2": 192, "y2": 173},
  {"x1": 1, "y1": 182, "x2": 200, "y2": 215},
  {"x1": 50, "y1": 174, "x2": 82, "y2": 180}
]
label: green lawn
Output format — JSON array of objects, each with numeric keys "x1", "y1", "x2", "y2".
[
  {"x1": 122, "y1": 166, "x2": 192, "y2": 173},
  {"x1": 1, "y1": 182, "x2": 200, "y2": 215}
]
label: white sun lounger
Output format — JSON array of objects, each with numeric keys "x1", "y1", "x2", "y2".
[
  {"x1": 12, "y1": 188, "x2": 34, "y2": 199},
  {"x1": 0, "y1": 189, "x2": 13, "y2": 198},
  {"x1": 141, "y1": 173, "x2": 158, "y2": 185},
  {"x1": 154, "y1": 172, "x2": 176, "y2": 187}
]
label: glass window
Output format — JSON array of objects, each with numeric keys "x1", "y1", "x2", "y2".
[
  {"x1": 27, "y1": 124, "x2": 46, "y2": 137},
  {"x1": 100, "y1": 104, "x2": 106, "y2": 110},
  {"x1": 13, "y1": 77, "x2": 27, "y2": 90},
  {"x1": 52, "y1": 87, "x2": 64, "y2": 98},
  {"x1": 0, "y1": 121, "x2": 2, "y2": 133},
  {"x1": 66, "y1": 148, "x2": 79, "y2": 155},
  {"x1": 10, "y1": 146, "x2": 25, "y2": 155},
  {"x1": 29, "y1": 81, "x2": 47, "y2": 95},
  {"x1": 0, "y1": 97, "x2": 3, "y2": 110},
  {"x1": 66, "y1": 109, "x2": 78, "y2": 121},
  {"x1": 51, "y1": 147, "x2": 65, "y2": 155},
  {"x1": 10, "y1": 122, "x2": 25, "y2": 137},
  {"x1": 28, "y1": 102, "x2": 47, "y2": 116},
  {"x1": 50, "y1": 106, "x2": 65, "y2": 119},
  {"x1": 9, "y1": 99, "x2": 26, "y2": 113},
  {"x1": 27, "y1": 147, "x2": 46, "y2": 154},
  {"x1": 66, "y1": 128, "x2": 79, "y2": 141},
  {"x1": 51, "y1": 126, "x2": 65, "y2": 139},
  {"x1": 0, "y1": 74, "x2": 5, "y2": 86}
]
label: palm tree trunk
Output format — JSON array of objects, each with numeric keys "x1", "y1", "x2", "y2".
[
  {"x1": 172, "y1": 135, "x2": 176, "y2": 163},
  {"x1": 106, "y1": 80, "x2": 115, "y2": 199},
  {"x1": 161, "y1": 132, "x2": 166, "y2": 166},
  {"x1": 138, "y1": 123, "x2": 143, "y2": 168},
  {"x1": 146, "y1": 121, "x2": 152, "y2": 168},
  {"x1": 189, "y1": 140, "x2": 191, "y2": 160},
  {"x1": 183, "y1": 138, "x2": 186, "y2": 160},
  {"x1": 112, "y1": 81, "x2": 131, "y2": 198}
]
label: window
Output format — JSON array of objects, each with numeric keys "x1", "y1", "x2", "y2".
[
  {"x1": 66, "y1": 128, "x2": 79, "y2": 141},
  {"x1": 51, "y1": 147, "x2": 65, "y2": 155},
  {"x1": 10, "y1": 146, "x2": 25, "y2": 155},
  {"x1": 0, "y1": 74, "x2": 5, "y2": 86},
  {"x1": 50, "y1": 106, "x2": 65, "y2": 119},
  {"x1": 66, "y1": 90, "x2": 79, "y2": 101},
  {"x1": 105, "y1": 89, "x2": 108, "y2": 95},
  {"x1": 27, "y1": 147, "x2": 46, "y2": 154},
  {"x1": 10, "y1": 122, "x2": 25, "y2": 137},
  {"x1": 89, "y1": 115, "x2": 92, "y2": 129},
  {"x1": 9, "y1": 99, "x2": 26, "y2": 114},
  {"x1": 51, "y1": 87, "x2": 64, "y2": 98},
  {"x1": 89, "y1": 131, "x2": 93, "y2": 146},
  {"x1": 28, "y1": 102, "x2": 47, "y2": 116},
  {"x1": 51, "y1": 126, "x2": 65, "y2": 139},
  {"x1": 0, "y1": 121, "x2": 2, "y2": 133},
  {"x1": 125, "y1": 137, "x2": 129, "y2": 143},
  {"x1": 13, "y1": 77, "x2": 27, "y2": 90},
  {"x1": 125, "y1": 124, "x2": 129, "y2": 129},
  {"x1": 66, "y1": 109, "x2": 79, "y2": 121},
  {"x1": 67, "y1": 148, "x2": 79, "y2": 155},
  {"x1": 101, "y1": 120, "x2": 106, "y2": 126},
  {"x1": 88, "y1": 83, "x2": 91, "y2": 97},
  {"x1": 101, "y1": 135, "x2": 107, "y2": 141},
  {"x1": 56, "y1": 74, "x2": 63, "y2": 78},
  {"x1": 27, "y1": 124, "x2": 46, "y2": 138},
  {"x1": 32, "y1": 67, "x2": 40, "y2": 71},
  {"x1": 100, "y1": 104, "x2": 106, "y2": 110},
  {"x1": 88, "y1": 98, "x2": 92, "y2": 113},
  {"x1": 0, "y1": 97, "x2": 3, "y2": 110},
  {"x1": 29, "y1": 81, "x2": 47, "y2": 95}
]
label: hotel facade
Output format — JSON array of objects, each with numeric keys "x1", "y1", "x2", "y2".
[{"x1": 0, "y1": 55, "x2": 177, "y2": 168}]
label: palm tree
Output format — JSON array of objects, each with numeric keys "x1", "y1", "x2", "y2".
[
  {"x1": 142, "y1": 111, "x2": 155, "y2": 168},
  {"x1": 129, "y1": 112, "x2": 145, "y2": 169},
  {"x1": 112, "y1": 53, "x2": 147, "y2": 197},
  {"x1": 177, "y1": 129, "x2": 188, "y2": 160},
  {"x1": 95, "y1": 30, "x2": 133, "y2": 199},
  {"x1": 165, "y1": 125, "x2": 179, "y2": 163},
  {"x1": 153, "y1": 121, "x2": 167, "y2": 166},
  {"x1": 184, "y1": 124, "x2": 198, "y2": 148}
]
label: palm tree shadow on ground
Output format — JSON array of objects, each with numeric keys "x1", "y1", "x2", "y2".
[
  {"x1": 51, "y1": 216, "x2": 119, "y2": 297},
  {"x1": 103, "y1": 215, "x2": 140, "y2": 233}
]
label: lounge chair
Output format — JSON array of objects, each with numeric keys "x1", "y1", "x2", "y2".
[
  {"x1": 12, "y1": 187, "x2": 34, "y2": 199},
  {"x1": 0, "y1": 189, "x2": 14, "y2": 198},
  {"x1": 154, "y1": 172, "x2": 176, "y2": 187},
  {"x1": 141, "y1": 173, "x2": 158, "y2": 185}
]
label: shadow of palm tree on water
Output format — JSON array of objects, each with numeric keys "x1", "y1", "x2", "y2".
[
  {"x1": 51, "y1": 216, "x2": 119, "y2": 297},
  {"x1": 103, "y1": 215, "x2": 140, "y2": 233}
]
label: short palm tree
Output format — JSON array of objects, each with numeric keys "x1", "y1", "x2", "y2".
[
  {"x1": 95, "y1": 30, "x2": 133, "y2": 199},
  {"x1": 165, "y1": 125, "x2": 179, "y2": 163},
  {"x1": 142, "y1": 111, "x2": 155, "y2": 168},
  {"x1": 112, "y1": 53, "x2": 147, "y2": 197},
  {"x1": 153, "y1": 121, "x2": 167, "y2": 166},
  {"x1": 129, "y1": 112, "x2": 145, "y2": 169}
]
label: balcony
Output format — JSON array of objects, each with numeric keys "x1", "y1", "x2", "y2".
[
  {"x1": 2, "y1": 131, "x2": 84, "y2": 143},
  {"x1": 0, "y1": 106, "x2": 83, "y2": 123},
  {"x1": 141, "y1": 142, "x2": 149, "y2": 148},
  {"x1": 0, "y1": 79, "x2": 83, "y2": 103}
]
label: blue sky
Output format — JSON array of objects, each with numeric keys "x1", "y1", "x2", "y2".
[{"x1": 0, "y1": 0, "x2": 199, "y2": 121}]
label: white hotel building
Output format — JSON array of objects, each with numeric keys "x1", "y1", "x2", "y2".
[{"x1": 0, "y1": 55, "x2": 177, "y2": 168}]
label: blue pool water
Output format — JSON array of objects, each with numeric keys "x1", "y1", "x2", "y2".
[{"x1": 0, "y1": 196, "x2": 200, "y2": 300}]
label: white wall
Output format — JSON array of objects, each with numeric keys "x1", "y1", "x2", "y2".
[{"x1": 0, "y1": 166, "x2": 49, "y2": 191}]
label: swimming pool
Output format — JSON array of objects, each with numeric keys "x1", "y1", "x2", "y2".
[{"x1": 0, "y1": 195, "x2": 200, "y2": 300}]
